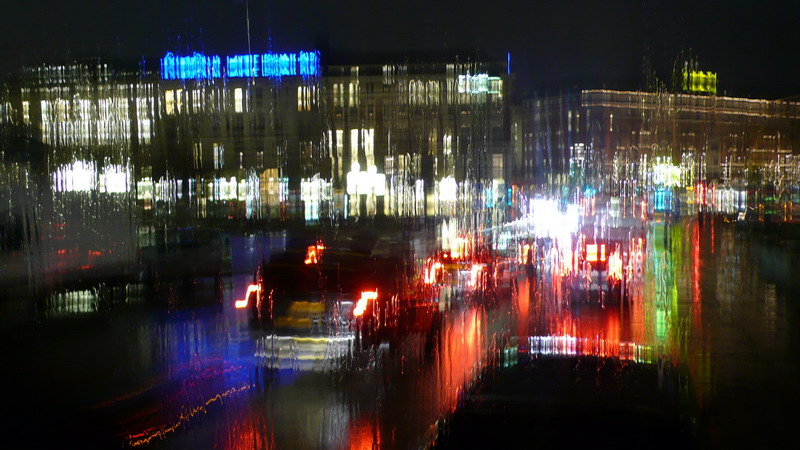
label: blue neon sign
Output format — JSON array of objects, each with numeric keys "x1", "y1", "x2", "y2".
[
  {"x1": 161, "y1": 50, "x2": 319, "y2": 80},
  {"x1": 161, "y1": 52, "x2": 221, "y2": 80}
]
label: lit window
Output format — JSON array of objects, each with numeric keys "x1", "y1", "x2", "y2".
[
  {"x1": 175, "y1": 89, "x2": 183, "y2": 113},
  {"x1": 297, "y1": 85, "x2": 314, "y2": 111},
  {"x1": 350, "y1": 129, "x2": 359, "y2": 167},
  {"x1": 213, "y1": 143, "x2": 224, "y2": 169},
  {"x1": 22, "y1": 100, "x2": 34, "y2": 124},
  {"x1": 364, "y1": 128, "x2": 374, "y2": 167},
  {"x1": 297, "y1": 86, "x2": 304, "y2": 111},
  {"x1": 164, "y1": 90, "x2": 174, "y2": 115},
  {"x1": 193, "y1": 89, "x2": 202, "y2": 113},
  {"x1": 333, "y1": 83, "x2": 345, "y2": 107},
  {"x1": 443, "y1": 134, "x2": 452, "y2": 155},
  {"x1": 234, "y1": 88, "x2": 243, "y2": 113},
  {"x1": 335, "y1": 129, "x2": 344, "y2": 178},
  {"x1": 348, "y1": 82, "x2": 358, "y2": 107}
]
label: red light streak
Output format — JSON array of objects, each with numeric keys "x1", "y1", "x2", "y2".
[
  {"x1": 353, "y1": 290, "x2": 378, "y2": 317},
  {"x1": 234, "y1": 284, "x2": 261, "y2": 309}
]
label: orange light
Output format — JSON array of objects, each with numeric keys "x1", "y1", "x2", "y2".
[
  {"x1": 523, "y1": 244, "x2": 530, "y2": 264},
  {"x1": 127, "y1": 384, "x2": 252, "y2": 447},
  {"x1": 304, "y1": 241, "x2": 325, "y2": 264},
  {"x1": 353, "y1": 290, "x2": 378, "y2": 317},
  {"x1": 600, "y1": 244, "x2": 606, "y2": 262},
  {"x1": 235, "y1": 284, "x2": 261, "y2": 309},
  {"x1": 586, "y1": 244, "x2": 598, "y2": 262},
  {"x1": 424, "y1": 260, "x2": 443, "y2": 285},
  {"x1": 608, "y1": 249, "x2": 622, "y2": 281},
  {"x1": 304, "y1": 245, "x2": 318, "y2": 264}
]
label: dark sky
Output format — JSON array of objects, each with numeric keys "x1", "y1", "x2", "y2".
[{"x1": 2, "y1": 0, "x2": 798, "y2": 99}]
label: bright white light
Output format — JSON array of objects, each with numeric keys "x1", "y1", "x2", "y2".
[
  {"x1": 653, "y1": 163, "x2": 682, "y2": 187},
  {"x1": 438, "y1": 176, "x2": 457, "y2": 202},
  {"x1": 529, "y1": 198, "x2": 580, "y2": 239},
  {"x1": 346, "y1": 163, "x2": 385, "y2": 197},
  {"x1": 99, "y1": 165, "x2": 130, "y2": 193},
  {"x1": 52, "y1": 160, "x2": 96, "y2": 192}
]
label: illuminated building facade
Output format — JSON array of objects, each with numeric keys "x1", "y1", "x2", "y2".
[
  {"x1": 1, "y1": 60, "x2": 141, "y2": 287},
  {"x1": 3, "y1": 51, "x2": 512, "y2": 223},
  {"x1": 520, "y1": 90, "x2": 800, "y2": 202},
  {"x1": 322, "y1": 57, "x2": 511, "y2": 219}
]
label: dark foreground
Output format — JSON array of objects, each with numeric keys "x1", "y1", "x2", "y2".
[{"x1": 1, "y1": 220, "x2": 799, "y2": 448}]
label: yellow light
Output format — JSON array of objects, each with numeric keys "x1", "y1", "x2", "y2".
[
  {"x1": 608, "y1": 249, "x2": 623, "y2": 281},
  {"x1": 586, "y1": 244, "x2": 598, "y2": 262}
]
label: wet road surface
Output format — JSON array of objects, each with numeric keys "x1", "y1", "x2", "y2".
[{"x1": 2, "y1": 219, "x2": 799, "y2": 449}]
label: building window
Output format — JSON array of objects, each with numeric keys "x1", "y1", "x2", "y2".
[
  {"x1": 22, "y1": 101, "x2": 30, "y2": 124},
  {"x1": 350, "y1": 129, "x2": 360, "y2": 167},
  {"x1": 349, "y1": 82, "x2": 358, "y2": 107},
  {"x1": 333, "y1": 83, "x2": 344, "y2": 107},
  {"x1": 364, "y1": 128, "x2": 375, "y2": 167},
  {"x1": 297, "y1": 85, "x2": 315, "y2": 111},
  {"x1": 234, "y1": 88, "x2": 244, "y2": 113},
  {"x1": 164, "y1": 91, "x2": 175, "y2": 115},
  {"x1": 213, "y1": 143, "x2": 224, "y2": 170},
  {"x1": 492, "y1": 154, "x2": 503, "y2": 180}
]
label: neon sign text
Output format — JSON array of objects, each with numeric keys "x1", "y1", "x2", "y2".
[
  {"x1": 161, "y1": 51, "x2": 320, "y2": 80},
  {"x1": 161, "y1": 52, "x2": 221, "y2": 80}
]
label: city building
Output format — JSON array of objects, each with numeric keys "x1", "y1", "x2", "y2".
[
  {"x1": 1, "y1": 50, "x2": 513, "y2": 224},
  {"x1": 519, "y1": 89, "x2": 800, "y2": 209}
]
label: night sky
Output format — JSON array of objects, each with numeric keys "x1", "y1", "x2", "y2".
[{"x1": 2, "y1": 0, "x2": 798, "y2": 99}]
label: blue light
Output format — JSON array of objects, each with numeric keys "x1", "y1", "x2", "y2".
[
  {"x1": 227, "y1": 54, "x2": 261, "y2": 78},
  {"x1": 161, "y1": 52, "x2": 221, "y2": 80},
  {"x1": 161, "y1": 50, "x2": 319, "y2": 80},
  {"x1": 298, "y1": 51, "x2": 320, "y2": 76},
  {"x1": 260, "y1": 53, "x2": 297, "y2": 77},
  {"x1": 654, "y1": 187, "x2": 672, "y2": 212}
]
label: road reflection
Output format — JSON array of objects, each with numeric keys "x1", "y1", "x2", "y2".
[{"x1": 3, "y1": 218, "x2": 798, "y2": 448}]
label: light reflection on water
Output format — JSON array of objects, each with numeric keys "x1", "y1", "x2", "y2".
[{"x1": 0, "y1": 218, "x2": 798, "y2": 448}]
